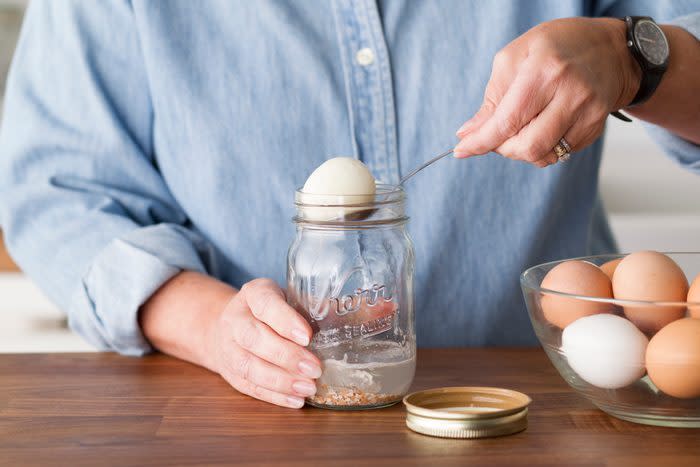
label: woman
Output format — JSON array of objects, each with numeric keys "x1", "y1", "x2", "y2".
[{"x1": 1, "y1": 1, "x2": 699, "y2": 408}]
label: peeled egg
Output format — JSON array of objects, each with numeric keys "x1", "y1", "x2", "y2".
[
  {"x1": 688, "y1": 273, "x2": 700, "y2": 319},
  {"x1": 303, "y1": 157, "x2": 375, "y2": 196},
  {"x1": 612, "y1": 251, "x2": 688, "y2": 334},
  {"x1": 562, "y1": 314, "x2": 648, "y2": 389},
  {"x1": 301, "y1": 157, "x2": 376, "y2": 221},
  {"x1": 646, "y1": 318, "x2": 700, "y2": 399},
  {"x1": 540, "y1": 260, "x2": 613, "y2": 328},
  {"x1": 600, "y1": 258, "x2": 623, "y2": 281}
]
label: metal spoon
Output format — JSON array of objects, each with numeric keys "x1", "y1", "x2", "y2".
[
  {"x1": 341, "y1": 148, "x2": 454, "y2": 221},
  {"x1": 399, "y1": 148, "x2": 454, "y2": 185}
]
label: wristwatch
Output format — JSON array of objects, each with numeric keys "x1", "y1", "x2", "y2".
[
  {"x1": 623, "y1": 16, "x2": 669, "y2": 105},
  {"x1": 611, "y1": 16, "x2": 669, "y2": 122}
]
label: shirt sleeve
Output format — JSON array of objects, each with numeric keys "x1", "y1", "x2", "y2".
[
  {"x1": 0, "y1": 0, "x2": 216, "y2": 355},
  {"x1": 594, "y1": 2, "x2": 700, "y2": 174},
  {"x1": 645, "y1": 11, "x2": 700, "y2": 174}
]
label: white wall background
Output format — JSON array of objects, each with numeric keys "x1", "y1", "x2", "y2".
[
  {"x1": 601, "y1": 119, "x2": 700, "y2": 252},
  {"x1": 1, "y1": 0, "x2": 698, "y2": 352}
]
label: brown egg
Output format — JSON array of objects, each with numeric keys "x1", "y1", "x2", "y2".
[
  {"x1": 540, "y1": 260, "x2": 612, "y2": 329},
  {"x1": 646, "y1": 318, "x2": 700, "y2": 399},
  {"x1": 600, "y1": 258, "x2": 623, "y2": 281},
  {"x1": 612, "y1": 251, "x2": 688, "y2": 334},
  {"x1": 689, "y1": 273, "x2": 700, "y2": 319}
]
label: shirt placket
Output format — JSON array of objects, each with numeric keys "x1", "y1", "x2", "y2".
[{"x1": 332, "y1": 0, "x2": 400, "y2": 184}]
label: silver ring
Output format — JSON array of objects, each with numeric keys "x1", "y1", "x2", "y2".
[{"x1": 553, "y1": 137, "x2": 572, "y2": 162}]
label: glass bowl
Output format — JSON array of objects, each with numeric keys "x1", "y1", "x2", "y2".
[{"x1": 521, "y1": 253, "x2": 700, "y2": 427}]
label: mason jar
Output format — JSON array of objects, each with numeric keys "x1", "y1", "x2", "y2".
[{"x1": 287, "y1": 184, "x2": 416, "y2": 409}]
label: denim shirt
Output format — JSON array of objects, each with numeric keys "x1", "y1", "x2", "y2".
[{"x1": 1, "y1": 1, "x2": 699, "y2": 354}]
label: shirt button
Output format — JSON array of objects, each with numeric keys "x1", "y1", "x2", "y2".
[{"x1": 355, "y1": 47, "x2": 375, "y2": 66}]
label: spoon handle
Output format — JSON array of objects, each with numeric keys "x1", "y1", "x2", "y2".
[{"x1": 399, "y1": 149, "x2": 454, "y2": 185}]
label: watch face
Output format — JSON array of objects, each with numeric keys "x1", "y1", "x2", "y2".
[{"x1": 634, "y1": 20, "x2": 669, "y2": 66}]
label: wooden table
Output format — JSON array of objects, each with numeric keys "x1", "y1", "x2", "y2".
[{"x1": 1, "y1": 349, "x2": 699, "y2": 466}]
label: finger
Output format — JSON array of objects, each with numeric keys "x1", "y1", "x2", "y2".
[
  {"x1": 543, "y1": 150, "x2": 560, "y2": 167},
  {"x1": 223, "y1": 371, "x2": 306, "y2": 409},
  {"x1": 565, "y1": 118, "x2": 606, "y2": 154},
  {"x1": 539, "y1": 138, "x2": 563, "y2": 167},
  {"x1": 455, "y1": 61, "x2": 555, "y2": 158},
  {"x1": 455, "y1": 100, "x2": 495, "y2": 140},
  {"x1": 227, "y1": 342, "x2": 318, "y2": 399},
  {"x1": 231, "y1": 308, "x2": 321, "y2": 379},
  {"x1": 544, "y1": 119, "x2": 606, "y2": 167},
  {"x1": 455, "y1": 45, "x2": 527, "y2": 141},
  {"x1": 495, "y1": 91, "x2": 579, "y2": 165},
  {"x1": 500, "y1": 73, "x2": 611, "y2": 167},
  {"x1": 241, "y1": 278, "x2": 313, "y2": 347}
]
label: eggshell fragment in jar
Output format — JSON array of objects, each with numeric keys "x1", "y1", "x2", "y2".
[
  {"x1": 600, "y1": 258, "x2": 623, "y2": 281},
  {"x1": 688, "y1": 273, "x2": 700, "y2": 319},
  {"x1": 646, "y1": 318, "x2": 700, "y2": 399},
  {"x1": 540, "y1": 260, "x2": 613, "y2": 328},
  {"x1": 612, "y1": 251, "x2": 688, "y2": 334},
  {"x1": 562, "y1": 314, "x2": 648, "y2": 389}
]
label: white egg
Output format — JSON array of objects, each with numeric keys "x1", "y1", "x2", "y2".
[
  {"x1": 301, "y1": 157, "x2": 376, "y2": 221},
  {"x1": 303, "y1": 157, "x2": 376, "y2": 196},
  {"x1": 562, "y1": 314, "x2": 648, "y2": 389}
]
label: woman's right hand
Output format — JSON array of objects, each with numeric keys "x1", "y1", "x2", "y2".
[{"x1": 205, "y1": 278, "x2": 322, "y2": 408}]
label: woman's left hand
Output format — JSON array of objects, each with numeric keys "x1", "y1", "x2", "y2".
[{"x1": 454, "y1": 17, "x2": 641, "y2": 167}]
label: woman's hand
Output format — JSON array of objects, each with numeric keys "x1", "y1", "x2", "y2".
[
  {"x1": 204, "y1": 278, "x2": 322, "y2": 408},
  {"x1": 454, "y1": 17, "x2": 640, "y2": 167},
  {"x1": 141, "y1": 272, "x2": 321, "y2": 409}
]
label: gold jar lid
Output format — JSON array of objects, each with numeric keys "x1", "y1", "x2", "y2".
[{"x1": 403, "y1": 386, "x2": 532, "y2": 439}]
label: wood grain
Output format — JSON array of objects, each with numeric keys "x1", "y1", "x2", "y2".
[
  {"x1": 1, "y1": 349, "x2": 699, "y2": 466},
  {"x1": 0, "y1": 231, "x2": 18, "y2": 271}
]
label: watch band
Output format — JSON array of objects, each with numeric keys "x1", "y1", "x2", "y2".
[{"x1": 610, "y1": 110, "x2": 632, "y2": 122}]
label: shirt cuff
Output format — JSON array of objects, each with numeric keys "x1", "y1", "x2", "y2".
[
  {"x1": 668, "y1": 12, "x2": 700, "y2": 38},
  {"x1": 643, "y1": 123, "x2": 700, "y2": 173},
  {"x1": 641, "y1": 13, "x2": 700, "y2": 174},
  {"x1": 68, "y1": 223, "x2": 210, "y2": 356}
]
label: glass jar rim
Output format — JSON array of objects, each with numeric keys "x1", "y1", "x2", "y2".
[
  {"x1": 293, "y1": 183, "x2": 407, "y2": 227},
  {"x1": 295, "y1": 183, "x2": 405, "y2": 207}
]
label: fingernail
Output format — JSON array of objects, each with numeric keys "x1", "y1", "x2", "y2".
[
  {"x1": 286, "y1": 396, "x2": 305, "y2": 408},
  {"x1": 298, "y1": 359, "x2": 322, "y2": 379},
  {"x1": 291, "y1": 329, "x2": 310, "y2": 347},
  {"x1": 453, "y1": 145, "x2": 469, "y2": 158},
  {"x1": 292, "y1": 380, "x2": 317, "y2": 397},
  {"x1": 454, "y1": 140, "x2": 469, "y2": 152}
]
